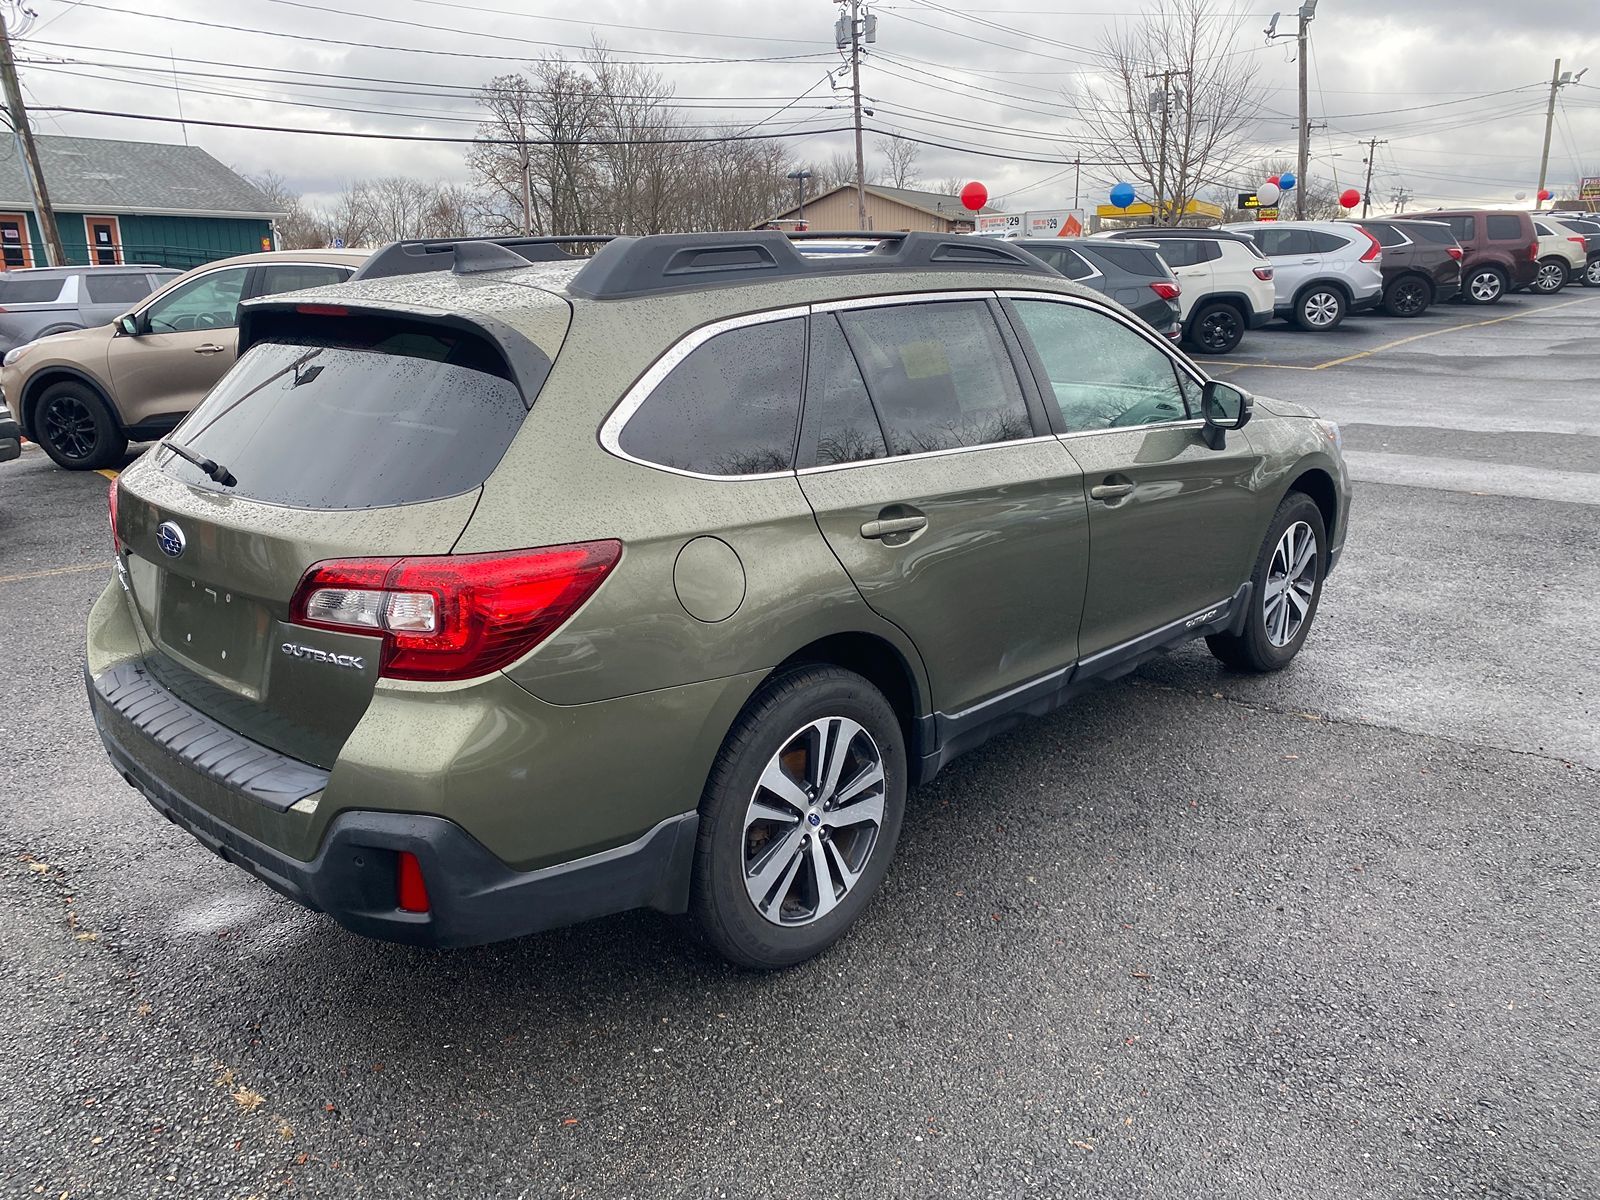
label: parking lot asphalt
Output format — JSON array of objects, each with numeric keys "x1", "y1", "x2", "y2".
[{"x1": 2, "y1": 289, "x2": 1597, "y2": 1199}]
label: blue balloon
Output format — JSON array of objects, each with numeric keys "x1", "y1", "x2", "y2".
[
  {"x1": 1109, "y1": 182, "x2": 1136, "y2": 208},
  {"x1": 1278, "y1": 171, "x2": 1297, "y2": 192}
]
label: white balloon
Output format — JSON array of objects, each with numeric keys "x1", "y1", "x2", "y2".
[
  {"x1": 1514, "y1": 192, "x2": 1527, "y2": 201},
  {"x1": 1257, "y1": 182, "x2": 1281, "y2": 207}
]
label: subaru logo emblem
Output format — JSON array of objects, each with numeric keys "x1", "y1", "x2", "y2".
[
  {"x1": 808, "y1": 813, "x2": 821, "y2": 827},
  {"x1": 155, "y1": 521, "x2": 186, "y2": 558}
]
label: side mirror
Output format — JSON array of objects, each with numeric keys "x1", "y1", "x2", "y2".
[
  {"x1": 1200, "y1": 380, "x2": 1253, "y2": 449},
  {"x1": 116, "y1": 314, "x2": 141, "y2": 337}
]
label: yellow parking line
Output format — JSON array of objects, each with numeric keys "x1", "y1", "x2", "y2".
[
  {"x1": 1232, "y1": 293, "x2": 1600, "y2": 372},
  {"x1": 95, "y1": 468, "x2": 118, "y2": 480},
  {"x1": 0, "y1": 561, "x2": 112, "y2": 584}
]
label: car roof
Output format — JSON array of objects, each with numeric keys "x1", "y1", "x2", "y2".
[
  {"x1": 1102, "y1": 226, "x2": 1256, "y2": 243},
  {"x1": 1220, "y1": 220, "x2": 1357, "y2": 233},
  {"x1": 0, "y1": 263, "x2": 174, "y2": 279},
  {"x1": 179, "y1": 248, "x2": 372, "y2": 271}
]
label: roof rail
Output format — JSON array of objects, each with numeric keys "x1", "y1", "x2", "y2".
[
  {"x1": 352, "y1": 235, "x2": 615, "y2": 281},
  {"x1": 567, "y1": 230, "x2": 1053, "y2": 299}
]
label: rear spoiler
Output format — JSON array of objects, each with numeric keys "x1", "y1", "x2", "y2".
[{"x1": 237, "y1": 299, "x2": 557, "y2": 410}]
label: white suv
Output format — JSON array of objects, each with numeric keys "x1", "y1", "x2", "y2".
[
  {"x1": 1093, "y1": 228, "x2": 1275, "y2": 354},
  {"x1": 1219, "y1": 221, "x2": 1384, "y2": 330},
  {"x1": 1530, "y1": 218, "x2": 1588, "y2": 293}
]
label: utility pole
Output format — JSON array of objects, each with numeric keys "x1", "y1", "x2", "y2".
[
  {"x1": 1389, "y1": 186, "x2": 1412, "y2": 214},
  {"x1": 1536, "y1": 60, "x2": 1587, "y2": 210},
  {"x1": 1146, "y1": 68, "x2": 1189, "y2": 225},
  {"x1": 1295, "y1": 0, "x2": 1318, "y2": 221},
  {"x1": 1073, "y1": 156, "x2": 1081, "y2": 211},
  {"x1": 1359, "y1": 137, "x2": 1386, "y2": 219},
  {"x1": 836, "y1": 1, "x2": 874, "y2": 229},
  {"x1": 0, "y1": 10, "x2": 64, "y2": 267}
]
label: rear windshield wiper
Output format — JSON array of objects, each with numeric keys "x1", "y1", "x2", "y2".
[{"x1": 160, "y1": 438, "x2": 237, "y2": 488}]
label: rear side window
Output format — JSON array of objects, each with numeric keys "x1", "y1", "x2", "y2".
[
  {"x1": 1153, "y1": 239, "x2": 1204, "y2": 267},
  {"x1": 1440, "y1": 216, "x2": 1476, "y2": 242},
  {"x1": 1486, "y1": 215, "x2": 1525, "y2": 241},
  {"x1": 1406, "y1": 223, "x2": 1459, "y2": 247},
  {"x1": 838, "y1": 301, "x2": 1031, "y2": 456},
  {"x1": 255, "y1": 264, "x2": 353, "y2": 296},
  {"x1": 84, "y1": 272, "x2": 154, "y2": 304},
  {"x1": 1365, "y1": 223, "x2": 1408, "y2": 248},
  {"x1": 1085, "y1": 243, "x2": 1166, "y2": 277},
  {"x1": 1308, "y1": 231, "x2": 1351, "y2": 253},
  {"x1": 1254, "y1": 228, "x2": 1315, "y2": 256},
  {"x1": 799, "y1": 315, "x2": 887, "y2": 468},
  {"x1": 161, "y1": 321, "x2": 528, "y2": 509},
  {"x1": 0, "y1": 277, "x2": 64, "y2": 303},
  {"x1": 618, "y1": 319, "x2": 803, "y2": 476}
]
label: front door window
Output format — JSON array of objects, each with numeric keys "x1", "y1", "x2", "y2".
[{"x1": 143, "y1": 268, "x2": 249, "y2": 333}]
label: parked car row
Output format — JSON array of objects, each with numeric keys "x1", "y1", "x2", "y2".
[{"x1": 1015, "y1": 207, "x2": 1593, "y2": 358}]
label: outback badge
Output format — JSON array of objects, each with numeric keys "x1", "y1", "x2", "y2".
[{"x1": 280, "y1": 642, "x2": 366, "y2": 671}]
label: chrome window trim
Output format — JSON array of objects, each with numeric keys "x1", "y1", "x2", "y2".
[
  {"x1": 596, "y1": 304, "x2": 810, "y2": 483},
  {"x1": 598, "y1": 290, "x2": 1052, "y2": 481}
]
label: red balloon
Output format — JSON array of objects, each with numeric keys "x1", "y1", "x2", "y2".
[
  {"x1": 1537, "y1": 188, "x2": 1553, "y2": 201},
  {"x1": 1266, "y1": 174, "x2": 1281, "y2": 186},
  {"x1": 1339, "y1": 188, "x2": 1361, "y2": 209},
  {"x1": 959, "y1": 181, "x2": 989, "y2": 212}
]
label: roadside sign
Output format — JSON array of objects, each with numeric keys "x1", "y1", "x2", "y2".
[
  {"x1": 1256, "y1": 207, "x2": 1279, "y2": 222},
  {"x1": 1238, "y1": 191, "x2": 1261, "y2": 209},
  {"x1": 332, "y1": 237, "x2": 346, "y2": 249},
  {"x1": 976, "y1": 214, "x2": 1021, "y2": 237},
  {"x1": 1025, "y1": 209, "x2": 1086, "y2": 238},
  {"x1": 1580, "y1": 177, "x2": 1600, "y2": 203}
]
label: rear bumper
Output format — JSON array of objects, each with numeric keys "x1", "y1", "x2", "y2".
[
  {"x1": 86, "y1": 662, "x2": 699, "y2": 947},
  {"x1": 1349, "y1": 291, "x2": 1381, "y2": 313},
  {"x1": 1247, "y1": 308, "x2": 1273, "y2": 330}
]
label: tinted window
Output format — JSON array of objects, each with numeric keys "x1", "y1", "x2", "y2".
[
  {"x1": 1308, "y1": 231, "x2": 1350, "y2": 253},
  {"x1": 1533, "y1": 222, "x2": 1553, "y2": 238},
  {"x1": 1153, "y1": 239, "x2": 1204, "y2": 268},
  {"x1": 1439, "y1": 216, "x2": 1476, "y2": 242},
  {"x1": 799, "y1": 314, "x2": 887, "y2": 468},
  {"x1": 839, "y1": 301, "x2": 1031, "y2": 455},
  {"x1": 145, "y1": 267, "x2": 248, "y2": 333},
  {"x1": 0, "y1": 276, "x2": 64, "y2": 303},
  {"x1": 1405, "y1": 222, "x2": 1459, "y2": 247},
  {"x1": 618, "y1": 319, "x2": 803, "y2": 475},
  {"x1": 255, "y1": 264, "x2": 353, "y2": 297},
  {"x1": 1486, "y1": 215, "x2": 1525, "y2": 241},
  {"x1": 1028, "y1": 246, "x2": 1094, "y2": 279},
  {"x1": 1089, "y1": 243, "x2": 1166, "y2": 277},
  {"x1": 1012, "y1": 300, "x2": 1190, "y2": 431},
  {"x1": 161, "y1": 322, "x2": 526, "y2": 509},
  {"x1": 1254, "y1": 228, "x2": 1316, "y2": 256},
  {"x1": 1363, "y1": 223, "x2": 1405, "y2": 247},
  {"x1": 84, "y1": 272, "x2": 155, "y2": 304}
]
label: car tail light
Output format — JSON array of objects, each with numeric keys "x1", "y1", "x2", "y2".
[
  {"x1": 1447, "y1": 246, "x2": 1464, "y2": 261},
  {"x1": 1528, "y1": 241, "x2": 1539, "y2": 262},
  {"x1": 289, "y1": 541, "x2": 623, "y2": 682},
  {"x1": 1149, "y1": 281, "x2": 1180, "y2": 300},
  {"x1": 1356, "y1": 226, "x2": 1383, "y2": 263},
  {"x1": 1253, "y1": 265, "x2": 1274, "y2": 281},
  {"x1": 396, "y1": 851, "x2": 430, "y2": 913},
  {"x1": 295, "y1": 303, "x2": 349, "y2": 316},
  {"x1": 1569, "y1": 236, "x2": 1587, "y2": 247},
  {"x1": 108, "y1": 477, "x2": 120, "y2": 553}
]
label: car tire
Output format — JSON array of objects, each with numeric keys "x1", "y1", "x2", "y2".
[
  {"x1": 1292, "y1": 285, "x2": 1346, "y2": 331},
  {"x1": 1532, "y1": 258, "x2": 1569, "y2": 294},
  {"x1": 1186, "y1": 301, "x2": 1245, "y2": 355},
  {"x1": 32, "y1": 381, "x2": 127, "y2": 471},
  {"x1": 1382, "y1": 275, "x2": 1433, "y2": 317},
  {"x1": 1583, "y1": 258, "x2": 1600, "y2": 288},
  {"x1": 690, "y1": 664, "x2": 906, "y2": 970},
  {"x1": 1463, "y1": 265, "x2": 1507, "y2": 304},
  {"x1": 1206, "y1": 492, "x2": 1327, "y2": 674}
]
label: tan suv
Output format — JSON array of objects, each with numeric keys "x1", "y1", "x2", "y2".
[{"x1": 3, "y1": 249, "x2": 368, "y2": 469}]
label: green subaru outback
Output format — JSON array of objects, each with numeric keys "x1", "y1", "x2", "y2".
[{"x1": 85, "y1": 231, "x2": 1349, "y2": 969}]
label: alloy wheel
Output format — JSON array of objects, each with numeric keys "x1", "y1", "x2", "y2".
[
  {"x1": 1197, "y1": 309, "x2": 1241, "y2": 352},
  {"x1": 1534, "y1": 262, "x2": 1566, "y2": 293},
  {"x1": 1469, "y1": 272, "x2": 1503, "y2": 302},
  {"x1": 1390, "y1": 280, "x2": 1428, "y2": 315},
  {"x1": 41, "y1": 394, "x2": 98, "y2": 462},
  {"x1": 742, "y1": 717, "x2": 886, "y2": 927},
  {"x1": 1302, "y1": 292, "x2": 1340, "y2": 327},
  {"x1": 1263, "y1": 520, "x2": 1318, "y2": 648},
  {"x1": 1586, "y1": 260, "x2": 1600, "y2": 287}
]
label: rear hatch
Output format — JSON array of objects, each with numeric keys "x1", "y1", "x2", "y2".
[{"x1": 113, "y1": 300, "x2": 569, "y2": 768}]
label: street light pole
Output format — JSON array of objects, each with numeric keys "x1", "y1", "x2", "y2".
[
  {"x1": 786, "y1": 169, "x2": 812, "y2": 226},
  {"x1": 1535, "y1": 59, "x2": 1586, "y2": 209},
  {"x1": 1295, "y1": 0, "x2": 1318, "y2": 221}
]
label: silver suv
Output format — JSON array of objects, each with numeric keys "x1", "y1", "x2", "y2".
[
  {"x1": 1218, "y1": 221, "x2": 1384, "y2": 330},
  {"x1": 0, "y1": 265, "x2": 180, "y2": 354}
]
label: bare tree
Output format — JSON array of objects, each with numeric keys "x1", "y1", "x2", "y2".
[
  {"x1": 938, "y1": 176, "x2": 968, "y2": 198},
  {"x1": 874, "y1": 135, "x2": 923, "y2": 190},
  {"x1": 243, "y1": 170, "x2": 325, "y2": 248},
  {"x1": 1066, "y1": 0, "x2": 1263, "y2": 225}
]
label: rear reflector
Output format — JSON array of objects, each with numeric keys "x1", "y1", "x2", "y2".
[
  {"x1": 1253, "y1": 266, "x2": 1274, "y2": 281},
  {"x1": 1149, "y1": 281, "x2": 1180, "y2": 300},
  {"x1": 289, "y1": 541, "x2": 623, "y2": 682},
  {"x1": 396, "y1": 851, "x2": 430, "y2": 913}
]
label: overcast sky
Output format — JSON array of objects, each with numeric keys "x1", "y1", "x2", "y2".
[{"x1": 8, "y1": 0, "x2": 1599, "y2": 217}]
